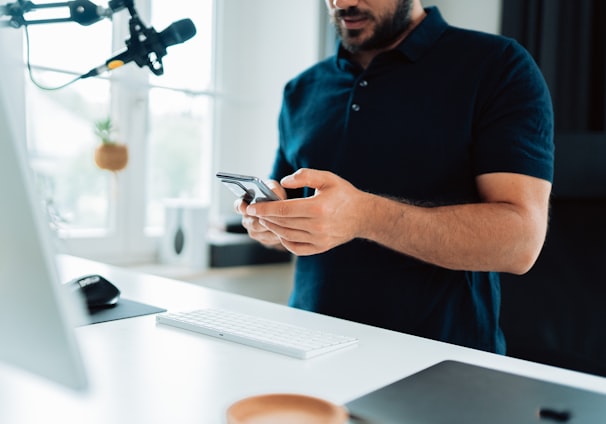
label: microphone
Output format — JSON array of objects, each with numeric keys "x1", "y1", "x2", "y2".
[{"x1": 82, "y1": 17, "x2": 196, "y2": 78}]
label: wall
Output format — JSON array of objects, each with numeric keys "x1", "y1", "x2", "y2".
[{"x1": 211, "y1": 0, "x2": 323, "y2": 218}]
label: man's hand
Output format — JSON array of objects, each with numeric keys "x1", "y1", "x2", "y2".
[{"x1": 245, "y1": 169, "x2": 372, "y2": 256}]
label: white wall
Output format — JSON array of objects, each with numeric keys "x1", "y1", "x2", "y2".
[
  {"x1": 212, "y1": 0, "x2": 323, "y2": 217},
  {"x1": 426, "y1": 0, "x2": 502, "y2": 34}
]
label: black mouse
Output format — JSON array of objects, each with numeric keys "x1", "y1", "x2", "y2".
[{"x1": 70, "y1": 274, "x2": 121, "y2": 310}]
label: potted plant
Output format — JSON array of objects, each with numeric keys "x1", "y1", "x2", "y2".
[{"x1": 93, "y1": 117, "x2": 128, "y2": 172}]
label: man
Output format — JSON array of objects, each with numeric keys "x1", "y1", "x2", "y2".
[{"x1": 236, "y1": 0, "x2": 554, "y2": 354}]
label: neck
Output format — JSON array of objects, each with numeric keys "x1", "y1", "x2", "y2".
[{"x1": 352, "y1": 5, "x2": 427, "y2": 69}]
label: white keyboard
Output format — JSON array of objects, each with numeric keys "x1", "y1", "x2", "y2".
[{"x1": 156, "y1": 308, "x2": 358, "y2": 359}]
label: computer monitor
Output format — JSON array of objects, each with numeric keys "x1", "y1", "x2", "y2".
[{"x1": 0, "y1": 62, "x2": 89, "y2": 390}]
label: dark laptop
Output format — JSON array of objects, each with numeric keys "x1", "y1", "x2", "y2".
[{"x1": 346, "y1": 360, "x2": 606, "y2": 423}]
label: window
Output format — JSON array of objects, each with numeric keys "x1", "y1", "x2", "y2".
[{"x1": 23, "y1": 0, "x2": 215, "y2": 263}]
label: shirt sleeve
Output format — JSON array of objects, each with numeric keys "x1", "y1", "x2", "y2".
[{"x1": 473, "y1": 39, "x2": 555, "y2": 182}]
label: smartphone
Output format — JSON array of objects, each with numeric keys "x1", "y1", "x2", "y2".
[{"x1": 216, "y1": 172, "x2": 280, "y2": 203}]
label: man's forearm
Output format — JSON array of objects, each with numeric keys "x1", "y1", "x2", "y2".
[{"x1": 358, "y1": 193, "x2": 547, "y2": 274}]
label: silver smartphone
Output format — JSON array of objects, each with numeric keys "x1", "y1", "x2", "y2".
[{"x1": 216, "y1": 172, "x2": 280, "y2": 203}]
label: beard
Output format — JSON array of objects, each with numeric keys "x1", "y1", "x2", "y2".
[{"x1": 332, "y1": 0, "x2": 414, "y2": 53}]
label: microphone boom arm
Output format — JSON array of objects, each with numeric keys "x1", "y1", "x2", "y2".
[
  {"x1": 0, "y1": 0, "x2": 132, "y2": 28},
  {"x1": 2, "y1": 0, "x2": 196, "y2": 85}
]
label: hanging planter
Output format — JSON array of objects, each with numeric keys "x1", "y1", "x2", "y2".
[{"x1": 93, "y1": 117, "x2": 128, "y2": 172}]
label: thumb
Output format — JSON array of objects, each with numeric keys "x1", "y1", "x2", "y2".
[{"x1": 280, "y1": 168, "x2": 331, "y2": 190}]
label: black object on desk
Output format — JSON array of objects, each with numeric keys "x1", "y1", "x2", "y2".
[
  {"x1": 69, "y1": 274, "x2": 121, "y2": 309},
  {"x1": 68, "y1": 274, "x2": 165, "y2": 325}
]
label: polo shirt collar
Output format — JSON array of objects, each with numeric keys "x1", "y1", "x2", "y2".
[
  {"x1": 334, "y1": 6, "x2": 449, "y2": 68},
  {"x1": 395, "y1": 6, "x2": 448, "y2": 62}
]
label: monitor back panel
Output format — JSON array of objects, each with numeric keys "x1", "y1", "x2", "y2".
[{"x1": 0, "y1": 70, "x2": 88, "y2": 390}]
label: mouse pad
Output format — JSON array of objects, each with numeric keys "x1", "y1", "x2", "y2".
[{"x1": 85, "y1": 298, "x2": 166, "y2": 325}]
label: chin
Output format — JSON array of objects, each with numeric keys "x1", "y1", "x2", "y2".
[{"x1": 341, "y1": 35, "x2": 366, "y2": 52}]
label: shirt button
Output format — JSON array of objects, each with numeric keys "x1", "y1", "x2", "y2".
[
  {"x1": 359, "y1": 80, "x2": 368, "y2": 87},
  {"x1": 351, "y1": 104, "x2": 361, "y2": 112}
]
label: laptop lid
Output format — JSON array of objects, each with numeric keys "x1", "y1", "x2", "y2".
[{"x1": 346, "y1": 360, "x2": 606, "y2": 424}]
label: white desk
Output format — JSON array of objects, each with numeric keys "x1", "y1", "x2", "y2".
[{"x1": 1, "y1": 255, "x2": 605, "y2": 424}]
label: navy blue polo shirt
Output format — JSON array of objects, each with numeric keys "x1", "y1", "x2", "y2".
[{"x1": 270, "y1": 7, "x2": 554, "y2": 353}]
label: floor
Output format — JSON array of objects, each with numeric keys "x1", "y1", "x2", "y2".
[{"x1": 128, "y1": 261, "x2": 295, "y2": 305}]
